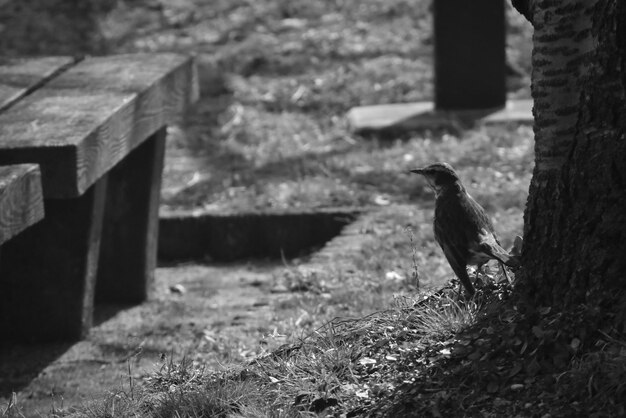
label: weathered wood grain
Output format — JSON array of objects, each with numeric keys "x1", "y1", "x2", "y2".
[
  {"x1": 0, "y1": 164, "x2": 44, "y2": 244},
  {"x1": 0, "y1": 56, "x2": 77, "y2": 112},
  {"x1": 0, "y1": 176, "x2": 107, "y2": 342},
  {"x1": 0, "y1": 53, "x2": 198, "y2": 198},
  {"x1": 96, "y1": 127, "x2": 166, "y2": 303}
]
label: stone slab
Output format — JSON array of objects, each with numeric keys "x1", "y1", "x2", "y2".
[{"x1": 347, "y1": 99, "x2": 533, "y2": 134}]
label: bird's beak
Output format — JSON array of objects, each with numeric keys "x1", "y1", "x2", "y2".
[{"x1": 409, "y1": 168, "x2": 424, "y2": 175}]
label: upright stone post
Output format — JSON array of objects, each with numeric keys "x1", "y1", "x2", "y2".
[{"x1": 434, "y1": 0, "x2": 506, "y2": 110}]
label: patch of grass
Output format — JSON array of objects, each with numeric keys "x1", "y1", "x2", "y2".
[
  {"x1": 1, "y1": 393, "x2": 23, "y2": 418},
  {"x1": 163, "y1": 124, "x2": 534, "y2": 215},
  {"x1": 95, "y1": 0, "x2": 535, "y2": 215},
  {"x1": 409, "y1": 295, "x2": 481, "y2": 337},
  {"x1": 41, "y1": 274, "x2": 626, "y2": 417},
  {"x1": 55, "y1": 288, "x2": 484, "y2": 418},
  {"x1": 246, "y1": 290, "x2": 483, "y2": 416},
  {"x1": 560, "y1": 341, "x2": 626, "y2": 413},
  {"x1": 146, "y1": 366, "x2": 267, "y2": 418}
]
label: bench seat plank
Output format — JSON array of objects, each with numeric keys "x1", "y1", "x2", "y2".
[
  {"x1": 0, "y1": 164, "x2": 44, "y2": 244},
  {"x1": 0, "y1": 53, "x2": 198, "y2": 198},
  {"x1": 0, "y1": 57, "x2": 76, "y2": 112},
  {"x1": 0, "y1": 54, "x2": 197, "y2": 342}
]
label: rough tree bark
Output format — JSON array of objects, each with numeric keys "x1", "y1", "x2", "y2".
[{"x1": 516, "y1": 1, "x2": 626, "y2": 326}]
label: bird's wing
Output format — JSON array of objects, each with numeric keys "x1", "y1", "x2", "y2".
[
  {"x1": 477, "y1": 228, "x2": 520, "y2": 268},
  {"x1": 463, "y1": 194, "x2": 521, "y2": 267},
  {"x1": 465, "y1": 194, "x2": 496, "y2": 235}
]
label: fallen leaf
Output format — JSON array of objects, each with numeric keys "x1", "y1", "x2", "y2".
[
  {"x1": 373, "y1": 195, "x2": 391, "y2": 206},
  {"x1": 494, "y1": 397, "x2": 511, "y2": 407},
  {"x1": 520, "y1": 340, "x2": 528, "y2": 354},
  {"x1": 385, "y1": 271, "x2": 404, "y2": 281},
  {"x1": 487, "y1": 381, "x2": 499, "y2": 393},
  {"x1": 538, "y1": 306, "x2": 551, "y2": 315},
  {"x1": 169, "y1": 284, "x2": 186, "y2": 294},
  {"x1": 526, "y1": 359, "x2": 541, "y2": 376},
  {"x1": 295, "y1": 312, "x2": 312, "y2": 327},
  {"x1": 355, "y1": 389, "x2": 369, "y2": 398},
  {"x1": 280, "y1": 18, "x2": 307, "y2": 30},
  {"x1": 359, "y1": 357, "x2": 377, "y2": 366},
  {"x1": 509, "y1": 362, "x2": 523, "y2": 378}
]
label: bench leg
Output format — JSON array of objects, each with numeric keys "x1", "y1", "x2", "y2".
[
  {"x1": 95, "y1": 127, "x2": 166, "y2": 304},
  {"x1": 0, "y1": 178, "x2": 107, "y2": 342}
]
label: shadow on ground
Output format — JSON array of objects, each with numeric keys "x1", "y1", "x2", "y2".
[{"x1": 0, "y1": 344, "x2": 71, "y2": 398}]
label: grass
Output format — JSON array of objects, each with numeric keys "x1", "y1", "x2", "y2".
[
  {"x1": 3, "y1": 269, "x2": 625, "y2": 416},
  {"x1": 18, "y1": 282, "x2": 622, "y2": 417},
  {"x1": 127, "y1": 0, "x2": 534, "y2": 214},
  {"x1": 13, "y1": 289, "x2": 484, "y2": 418}
]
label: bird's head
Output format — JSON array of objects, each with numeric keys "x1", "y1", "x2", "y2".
[{"x1": 410, "y1": 162, "x2": 462, "y2": 195}]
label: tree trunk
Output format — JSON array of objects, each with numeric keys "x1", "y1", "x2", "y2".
[{"x1": 519, "y1": 1, "x2": 626, "y2": 326}]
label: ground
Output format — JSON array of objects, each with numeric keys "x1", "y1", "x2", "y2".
[
  {"x1": 2, "y1": 205, "x2": 463, "y2": 416},
  {"x1": 4, "y1": 1, "x2": 621, "y2": 417}
]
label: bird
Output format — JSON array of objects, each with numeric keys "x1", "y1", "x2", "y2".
[{"x1": 410, "y1": 162, "x2": 519, "y2": 296}]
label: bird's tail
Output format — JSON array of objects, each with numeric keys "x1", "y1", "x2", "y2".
[
  {"x1": 479, "y1": 229, "x2": 521, "y2": 268},
  {"x1": 489, "y1": 249, "x2": 521, "y2": 268}
]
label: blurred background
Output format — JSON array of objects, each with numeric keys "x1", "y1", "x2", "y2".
[{"x1": 0, "y1": 0, "x2": 533, "y2": 218}]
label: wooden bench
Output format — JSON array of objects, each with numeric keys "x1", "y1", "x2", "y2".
[
  {"x1": 0, "y1": 164, "x2": 44, "y2": 245},
  {"x1": 0, "y1": 54, "x2": 198, "y2": 342}
]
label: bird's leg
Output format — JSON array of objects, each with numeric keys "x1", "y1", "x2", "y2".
[
  {"x1": 474, "y1": 263, "x2": 485, "y2": 286},
  {"x1": 457, "y1": 269, "x2": 475, "y2": 297},
  {"x1": 444, "y1": 254, "x2": 475, "y2": 297},
  {"x1": 500, "y1": 262, "x2": 512, "y2": 283}
]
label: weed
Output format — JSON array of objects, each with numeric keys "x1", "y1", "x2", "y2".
[
  {"x1": 405, "y1": 226, "x2": 421, "y2": 290},
  {"x1": 1, "y1": 393, "x2": 23, "y2": 418},
  {"x1": 408, "y1": 294, "x2": 480, "y2": 337}
]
